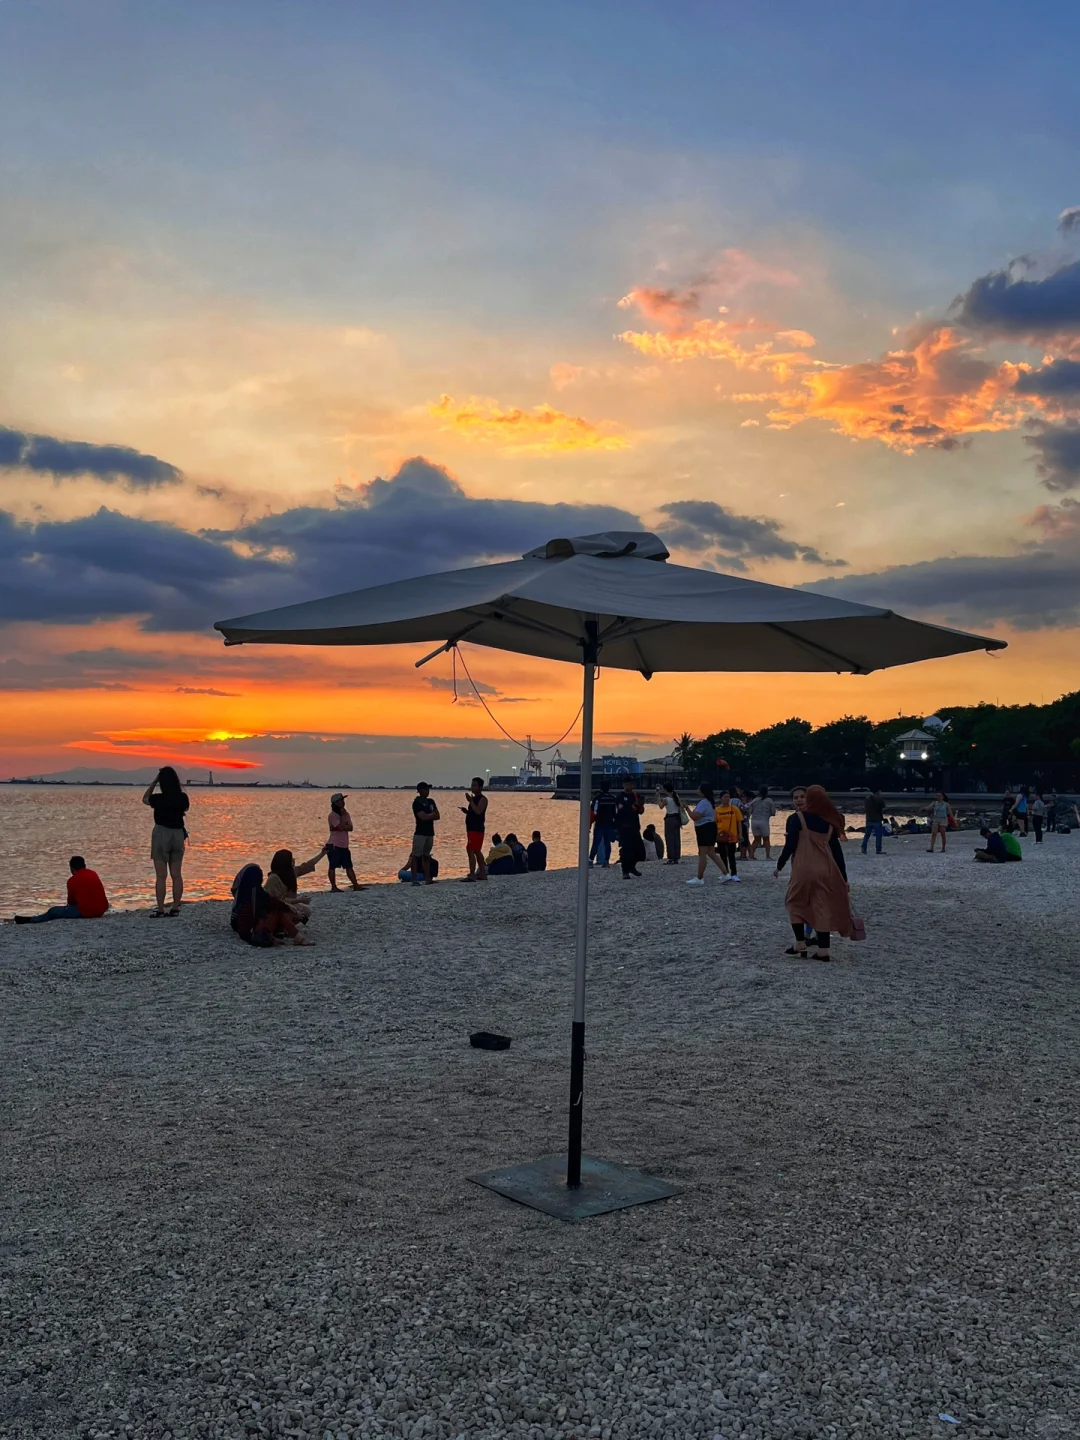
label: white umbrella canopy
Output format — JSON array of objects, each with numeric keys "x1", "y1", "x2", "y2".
[
  {"x1": 215, "y1": 532, "x2": 1004, "y2": 1216},
  {"x1": 216, "y1": 530, "x2": 1003, "y2": 675}
]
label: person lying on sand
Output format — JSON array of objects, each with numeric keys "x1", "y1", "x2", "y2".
[{"x1": 14, "y1": 856, "x2": 109, "y2": 924}]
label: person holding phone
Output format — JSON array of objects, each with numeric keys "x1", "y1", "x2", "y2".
[
  {"x1": 326, "y1": 793, "x2": 362, "y2": 891},
  {"x1": 142, "y1": 766, "x2": 189, "y2": 916},
  {"x1": 461, "y1": 777, "x2": 489, "y2": 881}
]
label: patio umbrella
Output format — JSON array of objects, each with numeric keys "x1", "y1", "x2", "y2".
[{"x1": 216, "y1": 531, "x2": 1005, "y2": 1217}]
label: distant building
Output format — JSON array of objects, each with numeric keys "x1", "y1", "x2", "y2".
[{"x1": 895, "y1": 727, "x2": 937, "y2": 763}]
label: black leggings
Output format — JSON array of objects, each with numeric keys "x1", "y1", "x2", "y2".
[
  {"x1": 792, "y1": 923, "x2": 830, "y2": 949},
  {"x1": 1034, "y1": 817, "x2": 1043, "y2": 842},
  {"x1": 718, "y1": 842, "x2": 737, "y2": 875},
  {"x1": 663, "y1": 812, "x2": 682, "y2": 862}
]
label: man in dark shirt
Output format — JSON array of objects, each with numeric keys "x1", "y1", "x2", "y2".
[
  {"x1": 615, "y1": 777, "x2": 645, "y2": 879},
  {"x1": 461, "y1": 777, "x2": 489, "y2": 882},
  {"x1": 861, "y1": 788, "x2": 887, "y2": 855},
  {"x1": 974, "y1": 827, "x2": 1009, "y2": 863},
  {"x1": 410, "y1": 782, "x2": 440, "y2": 885},
  {"x1": 589, "y1": 781, "x2": 618, "y2": 867},
  {"x1": 526, "y1": 831, "x2": 547, "y2": 871},
  {"x1": 15, "y1": 856, "x2": 110, "y2": 923}
]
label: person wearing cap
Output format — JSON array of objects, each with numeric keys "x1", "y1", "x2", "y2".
[
  {"x1": 410, "y1": 782, "x2": 440, "y2": 885},
  {"x1": 326, "y1": 793, "x2": 362, "y2": 891}
]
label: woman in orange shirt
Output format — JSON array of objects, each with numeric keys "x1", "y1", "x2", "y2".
[{"x1": 714, "y1": 790, "x2": 742, "y2": 883}]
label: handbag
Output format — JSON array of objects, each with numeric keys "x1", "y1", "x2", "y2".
[{"x1": 850, "y1": 913, "x2": 867, "y2": 942}]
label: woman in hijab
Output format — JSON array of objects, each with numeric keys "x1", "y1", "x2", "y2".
[{"x1": 773, "y1": 784, "x2": 853, "y2": 961}]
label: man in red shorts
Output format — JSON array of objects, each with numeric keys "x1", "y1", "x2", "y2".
[{"x1": 461, "y1": 776, "x2": 489, "y2": 882}]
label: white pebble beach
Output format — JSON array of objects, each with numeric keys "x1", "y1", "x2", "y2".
[{"x1": 2, "y1": 835, "x2": 1078, "y2": 1440}]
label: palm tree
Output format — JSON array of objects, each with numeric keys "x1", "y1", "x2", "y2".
[{"x1": 673, "y1": 732, "x2": 698, "y2": 769}]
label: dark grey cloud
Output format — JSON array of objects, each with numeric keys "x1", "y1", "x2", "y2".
[
  {"x1": 0, "y1": 656, "x2": 136, "y2": 692},
  {"x1": 1014, "y1": 359, "x2": 1080, "y2": 398},
  {"x1": 63, "y1": 647, "x2": 169, "y2": 671},
  {"x1": 0, "y1": 424, "x2": 181, "y2": 488},
  {"x1": 174, "y1": 686, "x2": 240, "y2": 696},
  {"x1": 802, "y1": 543, "x2": 1080, "y2": 631},
  {"x1": 656, "y1": 499, "x2": 844, "y2": 568},
  {"x1": 0, "y1": 458, "x2": 843, "y2": 647},
  {"x1": 0, "y1": 507, "x2": 289, "y2": 630},
  {"x1": 226, "y1": 456, "x2": 641, "y2": 593},
  {"x1": 1025, "y1": 421, "x2": 1080, "y2": 491},
  {"x1": 956, "y1": 257, "x2": 1080, "y2": 336}
]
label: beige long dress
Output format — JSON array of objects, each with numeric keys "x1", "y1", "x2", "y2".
[{"x1": 785, "y1": 812, "x2": 853, "y2": 937}]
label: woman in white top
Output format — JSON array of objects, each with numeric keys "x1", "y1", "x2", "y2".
[
  {"x1": 927, "y1": 791, "x2": 954, "y2": 853},
  {"x1": 658, "y1": 782, "x2": 683, "y2": 864},
  {"x1": 682, "y1": 783, "x2": 729, "y2": 886}
]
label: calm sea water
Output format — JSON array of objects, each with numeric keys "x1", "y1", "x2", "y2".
[{"x1": 0, "y1": 785, "x2": 797, "y2": 918}]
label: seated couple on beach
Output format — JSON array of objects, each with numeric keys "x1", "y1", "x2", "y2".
[
  {"x1": 14, "y1": 857, "x2": 110, "y2": 924},
  {"x1": 485, "y1": 833, "x2": 528, "y2": 875},
  {"x1": 974, "y1": 826, "x2": 1022, "y2": 863},
  {"x1": 230, "y1": 847, "x2": 323, "y2": 946}
]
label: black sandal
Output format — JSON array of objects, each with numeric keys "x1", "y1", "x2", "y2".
[
  {"x1": 814, "y1": 952, "x2": 831, "y2": 962},
  {"x1": 784, "y1": 946, "x2": 807, "y2": 956}
]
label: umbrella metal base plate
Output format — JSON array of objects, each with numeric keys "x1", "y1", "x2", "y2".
[{"x1": 468, "y1": 1153, "x2": 680, "y2": 1221}]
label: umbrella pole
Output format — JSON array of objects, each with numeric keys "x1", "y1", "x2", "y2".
[{"x1": 567, "y1": 622, "x2": 597, "y2": 1188}]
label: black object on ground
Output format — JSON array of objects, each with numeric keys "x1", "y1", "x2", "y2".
[{"x1": 470, "y1": 1031, "x2": 511, "y2": 1050}]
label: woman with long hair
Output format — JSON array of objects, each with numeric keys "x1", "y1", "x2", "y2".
[
  {"x1": 263, "y1": 846, "x2": 326, "y2": 923},
  {"x1": 927, "y1": 791, "x2": 954, "y2": 853},
  {"x1": 658, "y1": 782, "x2": 683, "y2": 864},
  {"x1": 683, "y1": 783, "x2": 728, "y2": 886},
  {"x1": 774, "y1": 784, "x2": 853, "y2": 961},
  {"x1": 141, "y1": 765, "x2": 189, "y2": 917},
  {"x1": 230, "y1": 863, "x2": 312, "y2": 946}
]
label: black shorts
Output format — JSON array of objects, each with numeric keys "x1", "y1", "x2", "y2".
[
  {"x1": 695, "y1": 822, "x2": 718, "y2": 848},
  {"x1": 327, "y1": 845, "x2": 352, "y2": 870}
]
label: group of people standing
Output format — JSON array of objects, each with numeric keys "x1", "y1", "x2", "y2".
[{"x1": 590, "y1": 779, "x2": 778, "y2": 881}]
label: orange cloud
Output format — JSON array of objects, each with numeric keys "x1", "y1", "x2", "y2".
[
  {"x1": 763, "y1": 326, "x2": 1025, "y2": 450},
  {"x1": 428, "y1": 394, "x2": 629, "y2": 453}
]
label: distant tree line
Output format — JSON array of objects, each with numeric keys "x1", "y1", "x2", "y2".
[{"x1": 672, "y1": 691, "x2": 1080, "y2": 792}]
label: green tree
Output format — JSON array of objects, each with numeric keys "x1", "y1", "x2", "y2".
[
  {"x1": 672, "y1": 732, "x2": 700, "y2": 769},
  {"x1": 810, "y1": 715, "x2": 873, "y2": 782},
  {"x1": 745, "y1": 718, "x2": 813, "y2": 787}
]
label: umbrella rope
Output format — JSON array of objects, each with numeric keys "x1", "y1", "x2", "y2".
[{"x1": 451, "y1": 644, "x2": 588, "y2": 754}]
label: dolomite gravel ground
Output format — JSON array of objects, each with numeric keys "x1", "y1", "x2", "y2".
[{"x1": 2, "y1": 836, "x2": 1078, "y2": 1440}]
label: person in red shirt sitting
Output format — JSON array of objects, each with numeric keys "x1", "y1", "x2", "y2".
[{"x1": 14, "y1": 856, "x2": 110, "y2": 924}]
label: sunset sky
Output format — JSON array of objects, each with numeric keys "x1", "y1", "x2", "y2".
[{"x1": 3, "y1": 0, "x2": 1080, "y2": 783}]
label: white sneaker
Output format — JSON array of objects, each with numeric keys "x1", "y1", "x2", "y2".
[
  {"x1": 728, "y1": 875, "x2": 741, "y2": 883},
  {"x1": 686, "y1": 877, "x2": 705, "y2": 886},
  {"x1": 718, "y1": 874, "x2": 731, "y2": 883}
]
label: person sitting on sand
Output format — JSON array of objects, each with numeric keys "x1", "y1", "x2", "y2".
[
  {"x1": 230, "y1": 864, "x2": 313, "y2": 946},
  {"x1": 973, "y1": 827, "x2": 1010, "y2": 863},
  {"x1": 14, "y1": 856, "x2": 109, "y2": 924},
  {"x1": 526, "y1": 831, "x2": 548, "y2": 871},
  {"x1": 398, "y1": 855, "x2": 440, "y2": 882},
  {"x1": 485, "y1": 834, "x2": 516, "y2": 875},
  {"x1": 1000, "y1": 825, "x2": 1023, "y2": 861},
  {"x1": 642, "y1": 822, "x2": 665, "y2": 860},
  {"x1": 263, "y1": 847, "x2": 326, "y2": 922},
  {"x1": 505, "y1": 833, "x2": 529, "y2": 873}
]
